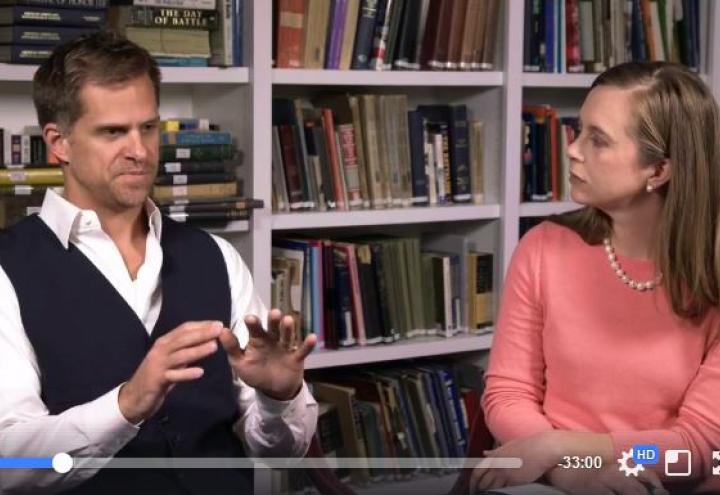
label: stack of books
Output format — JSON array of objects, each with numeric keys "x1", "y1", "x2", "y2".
[
  {"x1": 274, "y1": 0, "x2": 500, "y2": 71},
  {"x1": 0, "y1": 126, "x2": 62, "y2": 227},
  {"x1": 108, "y1": 0, "x2": 242, "y2": 67},
  {"x1": 153, "y1": 118, "x2": 262, "y2": 226},
  {"x1": 0, "y1": 0, "x2": 106, "y2": 64}
]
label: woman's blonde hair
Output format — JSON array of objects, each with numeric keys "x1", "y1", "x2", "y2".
[{"x1": 550, "y1": 62, "x2": 720, "y2": 319}]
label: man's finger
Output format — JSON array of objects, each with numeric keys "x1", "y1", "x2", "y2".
[
  {"x1": 266, "y1": 309, "x2": 282, "y2": 339},
  {"x1": 477, "y1": 469, "x2": 498, "y2": 492},
  {"x1": 164, "y1": 367, "x2": 204, "y2": 382},
  {"x1": 162, "y1": 321, "x2": 223, "y2": 352},
  {"x1": 295, "y1": 333, "x2": 317, "y2": 360},
  {"x1": 167, "y1": 340, "x2": 218, "y2": 368},
  {"x1": 218, "y1": 328, "x2": 241, "y2": 355},
  {"x1": 278, "y1": 315, "x2": 295, "y2": 348},
  {"x1": 244, "y1": 315, "x2": 268, "y2": 340}
]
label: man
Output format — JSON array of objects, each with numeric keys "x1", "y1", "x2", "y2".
[{"x1": 0, "y1": 32, "x2": 317, "y2": 494}]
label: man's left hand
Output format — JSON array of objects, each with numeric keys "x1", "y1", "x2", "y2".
[{"x1": 219, "y1": 309, "x2": 316, "y2": 401}]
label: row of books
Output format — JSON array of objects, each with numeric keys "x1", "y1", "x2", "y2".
[
  {"x1": 276, "y1": 360, "x2": 485, "y2": 491},
  {"x1": 274, "y1": 0, "x2": 500, "y2": 71},
  {"x1": 522, "y1": 105, "x2": 579, "y2": 202},
  {"x1": 272, "y1": 96, "x2": 485, "y2": 213},
  {"x1": 0, "y1": 0, "x2": 105, "y2": 64},
  {"x1": 524, "y1": 0, "x2": 702, "y2": 74},
  {"x1": 272, "y1": 234, "x2": 493, "y2": 350}
]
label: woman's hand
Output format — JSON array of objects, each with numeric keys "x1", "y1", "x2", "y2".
[
  {"x1": 469, "y1": 432, "x2": 561, "y2": 493},
  {"x1": 547, "y1": 465, "x2": 668, "y2": 495}
]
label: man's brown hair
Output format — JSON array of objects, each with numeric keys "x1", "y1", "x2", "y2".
[{"x1": 32, "y1": 31, "x2": 161, "y2": 130}]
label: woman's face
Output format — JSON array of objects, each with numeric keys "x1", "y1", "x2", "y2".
[{"x1": 567, "y1": 85, "x2": 656, "y2": 211}]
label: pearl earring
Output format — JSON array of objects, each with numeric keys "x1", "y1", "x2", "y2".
[{"x1": 646, "y1": 184, "x2": 654, "y2": 193}]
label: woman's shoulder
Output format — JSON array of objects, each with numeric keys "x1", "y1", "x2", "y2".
[{"x1": 520, "y1": 220, "x2": 587, "y2": 251}]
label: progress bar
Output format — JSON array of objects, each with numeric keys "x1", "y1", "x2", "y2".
[{"x1": 0, "y1": 455, "x2": 522, "y2": 472}]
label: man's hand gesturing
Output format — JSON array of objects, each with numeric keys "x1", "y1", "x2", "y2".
[
  {"x1": 118, "y1": 321, "x2": 224, "y2": 424},
  {"x1": 219, "y1": 309, "x2": 316, "y2": 401}
]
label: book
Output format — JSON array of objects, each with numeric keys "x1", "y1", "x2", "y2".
[
  {"x1": 160, "y1": 130, "x2": 232, "y2": 146},
  {"x1": 108, "y1": 5, "x2": 218, "y2": 29},
  {"x1": 159, "y1": 144, "x2": 235, "y2": 162},
  {"x1": 153, "y1": 171, "x2": 235, "y2": 185},
  {"x1": 0, "y1": 0, "x2": 106, "y2": 8},
  {"x1": 0, "y1": 25, "x2": 98, "y2": 44},
  {"x1": 0, "y1": 5, "x2": 106, "y2": 26},
  {"x1": 151, "y1": 181, "x2": 237, "y2": 201}
]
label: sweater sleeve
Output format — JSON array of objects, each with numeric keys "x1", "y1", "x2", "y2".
[
  {"x1": 609, "y1": 331, "x2": 720, "y2": 481},
  {"x1": 482, "y1": 224, "x2": 556, "y2": 443}
]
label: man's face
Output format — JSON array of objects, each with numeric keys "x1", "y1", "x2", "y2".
[{"x1": 60, "y1": 75, "x2": 159, "y2": 212}]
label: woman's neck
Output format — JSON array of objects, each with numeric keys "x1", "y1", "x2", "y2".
[{"x1": 607, "y1": 195, "x2": 663, "y2": 260}]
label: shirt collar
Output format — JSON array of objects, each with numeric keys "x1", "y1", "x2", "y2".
[{"x1": 38, "y1": 189, "x2": 163, "y2": 249}]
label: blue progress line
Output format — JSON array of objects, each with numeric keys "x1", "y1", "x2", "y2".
[{"x1": 0, "y1": 458, "x2": 54, "y2": 469}]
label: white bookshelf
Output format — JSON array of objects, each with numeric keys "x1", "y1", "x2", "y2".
[
  {"x1": 0, "y1": 1, "x2": 718, "y2": 494},
  {"x1": 520, "y1": 201, "x2": 580, "y2": 217},
  {"x1": 272, "y1": 204, "x2": 501, "y2": 231},
  {"x1": 272, "y1": 68, "x2": 504, "y2": 87},
  {"x1": 306, "y1": 333, "x2": 494, "y2": 370},
  {"x1": 0, "y1": 64, "x2": 250, "y2": 84},
  {"x1": 522, "y1": 72, "x2": 598, "y2": 88}
]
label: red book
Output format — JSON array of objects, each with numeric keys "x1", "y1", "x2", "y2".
[
  {"x1": 276, "y1": 0, "x2": 305, "y2": 68},
  {"x1": 321, "y1": 108, "x2": 346, "y2": 210},
  {"x1": 565, "y1": 0, "x2": 583, "y2": 72}
]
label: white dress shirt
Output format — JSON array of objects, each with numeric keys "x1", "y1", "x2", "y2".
[{"x1": 0, "y1": 190, "x2": 317, "y2": 494}]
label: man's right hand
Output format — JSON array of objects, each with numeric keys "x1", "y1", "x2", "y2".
[{"x1": 118, "y1": 321, "x2": 224, "y2": 424}]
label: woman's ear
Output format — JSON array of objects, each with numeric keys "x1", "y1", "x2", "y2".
[
  {"x1": 647, "y1": 158, "x2": 671, "y2": 190},
  {"x1": 43, "y1": 123, "x2": 69, "y2": 165}
]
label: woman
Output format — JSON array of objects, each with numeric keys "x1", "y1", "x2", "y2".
[{"x1": 472, "y1": 62, "x2": 720, "y2": 495}]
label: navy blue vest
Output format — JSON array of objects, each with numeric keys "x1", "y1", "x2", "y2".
[{"x1": 0, "y1": 215, "x2": 253, "y2": 495}]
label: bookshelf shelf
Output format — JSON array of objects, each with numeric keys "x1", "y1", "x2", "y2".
[
  {"x1": 0, "y1": 64, "x2": 250, "y2": 85},
  {"x1": 272, "y1": 204, "x2": 502, "y2": 231},
  {"x1": 272, "y1": 69, "x2": 504, "y2": 87},
  {"x1": 305, "y1": 333, "x2": 494, "y2": 370},
  {"x1": 522, "y1": 72, "x2": 599, "y2": 88},
  {"x1": 519, "y1": 201, "x2": 580, "y2": 217}
]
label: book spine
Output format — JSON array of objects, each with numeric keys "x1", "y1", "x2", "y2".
[
  {"x1": 368, "y1": 0, "x2": 391, "y2": 70},
  {"x1": 337, "y1": 124, "x2": 363, "y2": 208},
  {"x1": 326, "y1": 0, "x2": 348, "y2": 69},
  {"x1": 543, "y1": 0, "x2": 555, "y2": 71},
  {"x1": 351, "y1": 0, "x2": 379, "y2": 69},
  {"x1": 123, "y1": 6, "x2": 218, "y2": 29},
  {"x1": 0, "y1": 167, "x2": 64, "y2": 185},
  {"x1": 167, "y1": 208, "x2": 249, "y2": 223},
  {"x1": 160, "y1": 118, "x2": 211, "y2": 132},
  {"x1": 159, "y1": 144, "x2": 234, "y2": 162},
  {"x1": 10, "y1": 135, "x2": 21, "y2": 164},
  {"x1": 407, "y1": 110, "x2": 429, "y2": 205},
  {"x1": 566, "y1": 0, "x2": 583, "y2": 71},
  {"x1": 232, "y1": 0, "x2": 241, "y2": 66},
  {"x1": 448, "y1": 105, "x2": 471, "y2": 202},
  {"x1": 277, "y1": 124, "x2": 305, "y2": 209},
  {"x1": 276, "y1": 0, "x2": 304, "y2": 68},
  {"x1": 133, "y1": 0, "x2": 215, "y2": 11},
  {"x1": 154, "y1": 56, "x2": 208, "y2": 66},
  {"x1": 160, "y1": 131, "x2": 232, "y2": 146},
  {"x1": 1, "y1": 25, "x2": 98, "y2": 44},
  {"x1": 5, "y1": 0, "x2": 107, "y2": 9},
  {"x1": 152, "y1": 181, "x2": 237, "y2": 200},
  {"x1": 154, "y1": 172, "x2": 234, "y2": 185},
  {"x1": 8, "y1": 5, "x2": 106, "y2": 26},
  {"x1": 321, "y1": 109, "x2": 346, "y2": 210},
  {"x1": 160, "y1": 161, "x2": 226, "y2": 174}
]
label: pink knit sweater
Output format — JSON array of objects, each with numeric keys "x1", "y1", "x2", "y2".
[{"x1": 482, "y1": 221, "x2": 720, "y2": 487}]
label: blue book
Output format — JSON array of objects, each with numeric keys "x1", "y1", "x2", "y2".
[
  {"x1": 160, "y1": 131, "x2": 232, "y2": 146},
  {"x1": 0, "y1": 5, "x2": 106, "y2": 26},
  {"x1": 351, "y1": 0, "x2": 380, "y2": 69},
  {"x1": 232, "y1": 0, "x2": 241, "y2": 66},
  {"x1": 155, "y1": 56, "x2": 208, "y2": 66},
  {"x1": 543, "y1": 0, "x2": 555, "y2": 72},
  {"x1": 407, "y1": 110, "x2": 429, "y2": 205}
]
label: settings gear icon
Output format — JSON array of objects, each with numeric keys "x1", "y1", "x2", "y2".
[{"x1": 618, "y1": 448, "x2": 645, "y2": 477}]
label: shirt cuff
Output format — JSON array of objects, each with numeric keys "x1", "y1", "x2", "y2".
[
  {"x1": 75, "y1": 385, "x2": 140, "y2": 454},
  {"x1": 254, "y1": 381, "x2": 316, "y2": 422}
]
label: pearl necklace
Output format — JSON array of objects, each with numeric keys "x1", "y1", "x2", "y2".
[{"x1": 603, "y1": 238, "x2": 662, "y2": 291}]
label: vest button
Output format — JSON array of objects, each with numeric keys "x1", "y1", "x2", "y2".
[{"x1": 160, "y1": 415, "x2": 170, "y2": 424}]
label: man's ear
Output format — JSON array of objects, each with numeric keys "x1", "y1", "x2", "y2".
[
  {"x1": 43, "y1": 123, "x2": 69, "y2": 165},
  {"x1": 647, "y1": 158, "x2": 671, "y2": 190}
]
